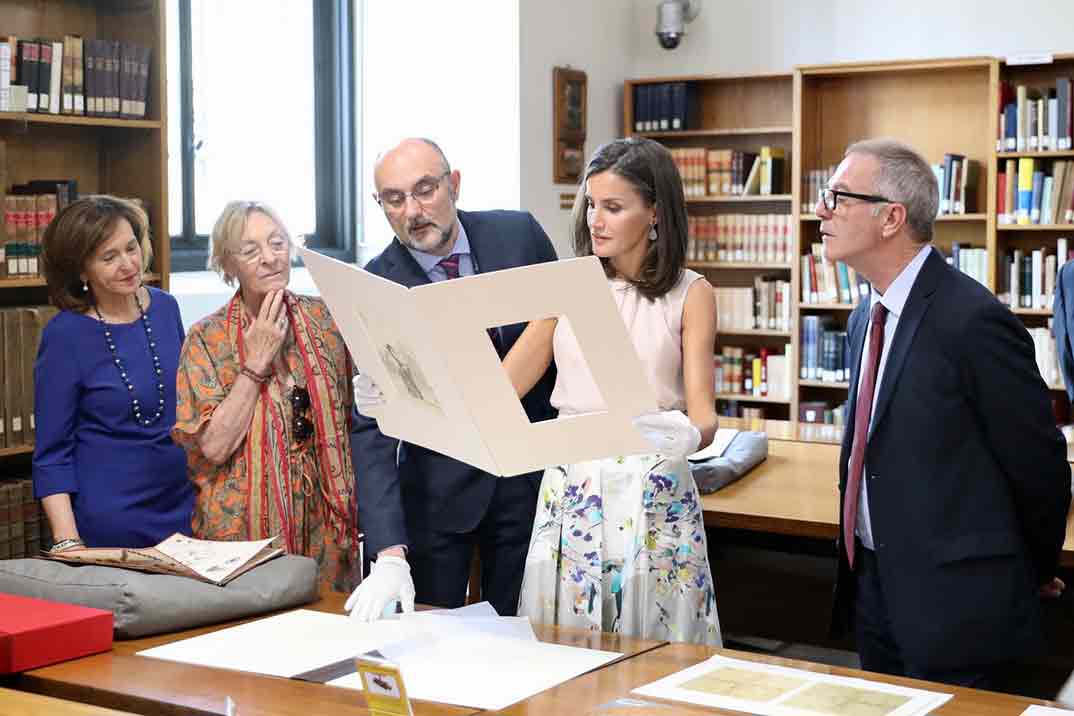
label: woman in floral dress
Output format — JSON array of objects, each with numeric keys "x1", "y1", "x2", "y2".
[{"x1": 506, "y1": 137, "x2": 722, "y2": 645}]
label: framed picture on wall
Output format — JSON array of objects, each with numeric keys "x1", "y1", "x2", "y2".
[{"x1": 554, "y1": 66, "x2": 587, "y2": 185}]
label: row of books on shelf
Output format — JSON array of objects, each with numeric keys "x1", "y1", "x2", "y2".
[
  {"x1": 0, "y1": 306, "x2": 56, "y2": 449},
  {"x1": 800, "y1": 317, "x2": 848, "y2": 384},
  {"x1": 714, "y1": 346, "x2": 792, "y2": 400},
  {"x1": 997, "y1": 244, "x2": 1069, "y2": 310},
  {"x1": 800, "y1": 244, "x2": 871, "y2": 306},
  {"x1": 801, "y1": 166, "x2": 838, "y2": 213},
  {"x1": 946, "y1": 244, "x2": 988, "y2": 287},
  {"x1": 997, "y1": 78, "x2": 1073, "y2": 153},
  {"x1": 0, "y1": 35, "x2": 151, "y2": 117},
  {"x1": 932, "y1": 154, "x2": 977, "y2": 215},
  {"x1": 686, "y1": 213, "x2": 793, "y2": 265},
  {"x1": 799, "y1": 401, "x2": 847, "y2": 426},
  {"x1": 714, "y1": 280, "x2": 792, "y2": 333},
  {"x1": 998, "y1": 158, "x2": 1074, "y2": 226},
  {"x1": 717, "y1": 404, "x2": 768, "y2": 420},
  {"x1": 1029, "y1": 324, "x2": 1062, "y2": 389},
  {"x1": 1, "y1": 171, "x2": 79, "y2": 277},
  {"x1": 632, "y1": 81, "x2": 698, "y2": 133},
  {"x1": 0, "y1": 478, "x2": 50, "y2": 559},
  {"x1": 672, "y1": 147, "x2": 786, "y2": 198}
]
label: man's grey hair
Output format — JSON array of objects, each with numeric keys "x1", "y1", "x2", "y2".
[{"x1": 844, "y1": 138, "x2": 938, "y2": 243}]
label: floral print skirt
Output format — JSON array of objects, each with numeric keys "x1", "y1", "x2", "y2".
[{"x1": 517, "y1": 453, "x2": 721, "y2": 646}]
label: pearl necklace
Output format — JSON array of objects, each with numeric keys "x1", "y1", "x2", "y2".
[{"x1": 93, "y1": 291, "x2": 166, "y2": 427}]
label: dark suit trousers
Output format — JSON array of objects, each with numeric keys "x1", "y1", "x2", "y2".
[
  {"x1": 854, "y1": 540, "x2": 1003, "y2": 689},
  {"x1": 407, "y1": 475, "x2": 538, "y2": 617}
]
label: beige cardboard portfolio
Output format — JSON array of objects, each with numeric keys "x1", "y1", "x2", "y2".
[{"x1": 300, "y1": 249, "x2": 656, "y2": 477}]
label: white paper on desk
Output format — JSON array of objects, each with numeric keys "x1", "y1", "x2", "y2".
[
  {"x1": 136, "y1": 609, "x2": 425, "y2": 678},
  {"x1": 329, "y1": 632, "x2": 620, "y2": 710},
  {"x1": 632, "y1": 654, "x2": 952, "y2": 716},
  {"x1": 300, "y1": 249, "x2": 657, "y2": 476},
  {"x1": 687, "y1": 428, "x2": 740, "y2": 462},
  {"x1": 417, "y1": 600, "x2": 499, "y2": 618},
  {"x1": 1023, "y1": 707, "x2": 1074, "y2": 715},
  {"x1": 396, "y1": 613, "x2": 536, "y2": 643}
]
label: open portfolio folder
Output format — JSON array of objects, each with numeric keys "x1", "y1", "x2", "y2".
[{"x1": 300, "y1": 249, "x2": 658, "y2": 476}]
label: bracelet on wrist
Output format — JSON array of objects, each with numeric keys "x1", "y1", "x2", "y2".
[
  {"x1": 241, "y1": 366, "x2": 271, "y2": 384},
  {"x1": 51, "y1": 538, "x2": 85, "y2": 552}
]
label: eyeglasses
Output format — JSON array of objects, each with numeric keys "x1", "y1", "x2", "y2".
[
  {"x1": 291, "y1": 385, "x2": 313, "y2": 443},
  {"x1": 818, "y1": 188, "x2": 893, "y2": 212},
  {"x1": 232, "y1": 235, "x2": 290, "y2": 264},
  {"x1": 375, "y1": 172, "x2": 450, "y2": 213}
]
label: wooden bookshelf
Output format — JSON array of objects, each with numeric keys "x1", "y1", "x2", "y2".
[
  {"x1": 628, "y1": 54, "x2": 1074, "y2": 425},
  {"x1": 0, "y1": 0, "x2": 169, "y2": 465},
  {"x1": 627, "y1": 72, "x2": 795, "y2": 420}
]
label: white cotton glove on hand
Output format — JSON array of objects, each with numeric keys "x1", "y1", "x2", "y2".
[
  {"x1": 353, "y1": 373, "x2": 386, "y2": 417},
  {"x1": 344, "y1": 555, "x2": 416, "y2": 622},
  {"x1": 632, "y1": 410, "x2": 702, "y2": 460}
]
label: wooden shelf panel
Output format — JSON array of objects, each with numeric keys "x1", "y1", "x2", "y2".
[
  {"x1": 0, "y1": 445, "x2": 33, "y2": 458},
  {"x1": 716, "y1": 393, "x2": 791, "y2": 405},
  {"x1": 636, "y1": 126, "x2": 792, "y2": 139},
  {"x1": 799, "y1": 303, "x2": 856, "y2": 311},
  {"x1": 686, "y1": 194, "x2": 792, "y2": 203},
  {"x1": 717, "y1": 329, "x2": 792, "y2": 337},
  {"x1": 997, "y1": 224, "x2": 1074, "y2": 231},
  {"x1": 801, "y1": 213, "x2": 984, "y2": 222},
  {"x1": 996, "y1": 150, "x2": 1074, "y2": 159},
  {"x1": 0, "y1": 111, "x2": 161, "y2": 130},
  {"x1": 0, "y1": 273, "x2": 161, "y2": 290},
  {"x1": 799, "y1": 380, "x2": 850, "y2": 389},
  {"x1": 1010, "y1": 307, "x2": 1052, "y2": 316},
  {"x1": 689, "y1": 262, "x2": 792, "y2": 270}
]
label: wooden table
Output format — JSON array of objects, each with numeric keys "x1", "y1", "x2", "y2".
[
  {"x1": 0, "y1": 687, "x2": 144, "y2": 716},
  {"x1": 499, "y1": 642, "x2": 1063, "y2": 715},
  {"x1": 704, "y1": 419, "x2": 1074, "y2": 566},
  {"x1": 9, "y1": 593, "x2": 664, "y2": 716}
]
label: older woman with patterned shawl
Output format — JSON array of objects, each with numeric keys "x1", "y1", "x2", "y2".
[{"x1": 172, "y1": 201, "x2": 358, "y2": 592}]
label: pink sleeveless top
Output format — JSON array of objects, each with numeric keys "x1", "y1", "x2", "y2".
[{"x1": 550, "y1": 269, "x2": 704, "y2": 416}]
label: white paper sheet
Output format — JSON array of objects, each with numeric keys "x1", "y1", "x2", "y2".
[
  {"x1": 687, "y1": 428, "x2": 740, "y2": 462},
  {"x1": 300, "y1": 249, "x2": 658, "y2": 476},
  {"x1": 632, "y1": 654, "x2": 951, "y2": 716},
  {"x1": 1022, "y1": 707, "x2": 1074, "y2": 715},
  {"x1": 137, "y1": 608, "x2": 619, "y2": 711},
  {"x1": 329, "y1": 633, "x2": 620, "y2": 710}
]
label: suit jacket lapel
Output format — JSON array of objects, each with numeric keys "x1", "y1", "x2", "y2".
[
  {"x1": 868, "y1": 247, "x2": 943, "y2": 436},
  {"x1": 382, "y1": 238, "x2": 431, "y2": 288},
  {"x1": 460, "y1": 210, "x2": 509, "y2": 275}
]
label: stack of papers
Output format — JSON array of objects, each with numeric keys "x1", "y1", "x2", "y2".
[
  {"x1": 138, "y1": 603, "x2": 620, "y2": 710},
  {"x1": 632, "y1": 654, "x2": 952, "y2": 716}
]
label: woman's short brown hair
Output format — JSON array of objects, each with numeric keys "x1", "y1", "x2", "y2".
[
  {"x1": 41, "y1": 195, "x2": 153, "y2": 311},
  {"x1": 571, "y1": 137, "x2": 687, "y2": 300}
]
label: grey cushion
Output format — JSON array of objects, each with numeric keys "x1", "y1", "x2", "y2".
[
  {"x1": 689, "y1": 431, "x2": 768, "y2": 494},
  {"x1": 0, "y1": 555, "x2": 318, "y2": 639}
]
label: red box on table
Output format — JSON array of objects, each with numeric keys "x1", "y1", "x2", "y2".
[{"x1": 0, "y1": 593, "x2": 113, "y2": 673}]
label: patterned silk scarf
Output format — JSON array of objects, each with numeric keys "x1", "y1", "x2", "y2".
[{"x1": 226, "y1": 290, "x2": 357, "y2": 553}]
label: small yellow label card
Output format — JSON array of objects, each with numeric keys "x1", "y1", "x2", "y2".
[{"x1": 355, "y1": 654, "x2": 413, "y2": 716}]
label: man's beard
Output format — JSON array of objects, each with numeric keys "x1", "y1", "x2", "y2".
[{"x1": 404, "y1": 219, "x2": 453, "y2": 252}]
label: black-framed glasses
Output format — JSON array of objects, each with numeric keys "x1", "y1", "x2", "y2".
[
  {"x1": 818, "y1": 187, "x2": 893, "y2": 212},
  {"x1": 374, "y1": 171, "x2": 450, "y2": 213},
  {"x1": 291, "y1": 385, "x2": 313, "y2": 443}
]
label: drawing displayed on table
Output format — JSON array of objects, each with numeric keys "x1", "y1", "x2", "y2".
[
  {"x1": 783, "y1": 682, "x2": 910, "y2": 716},
  {"x1": 681, "y1": 666, "x2": 805, "y2": 702}
]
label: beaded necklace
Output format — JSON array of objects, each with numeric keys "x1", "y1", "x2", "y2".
[{"x1": 93, "y1": 291, "x2": 166, "y2": 427}]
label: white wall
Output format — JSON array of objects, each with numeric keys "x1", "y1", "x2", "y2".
[
  {"x1": 519, "y1": 1, "x2": 637, "y2": 257},
  {"x1": 359, "y1": 1, "x2": 521, "y2": 262},
  {"x1": 628, "y1": 0, "x2": 1074, "y2": 77}
]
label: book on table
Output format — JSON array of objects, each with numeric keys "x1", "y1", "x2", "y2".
[{"x1": 39, "y1": 533, "x2": 284, "y2": 586}]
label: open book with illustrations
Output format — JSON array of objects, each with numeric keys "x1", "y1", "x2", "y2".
[{"x1": 40, "y1": 533, "x2": 284, "y2": 586}]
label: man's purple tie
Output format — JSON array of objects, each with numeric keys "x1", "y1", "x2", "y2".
[
  {"x1": 844, "y1": 301, "x2": 888, "y2": 569},
  {"x1": 437, "y1": 253, "x2": 503, "y2": 355}
]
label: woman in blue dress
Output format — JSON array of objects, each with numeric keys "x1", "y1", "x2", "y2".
[{"x1": 34, "y1": 196, "x2": 193, "y2": 550}]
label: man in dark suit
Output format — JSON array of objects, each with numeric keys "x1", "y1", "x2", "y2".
[
  {"x1": 345, "y1": 138, "x2": 557, "y2": 621},
  {"x1": 823, "y1": 138, "x2": 1070, "y2": 688}
]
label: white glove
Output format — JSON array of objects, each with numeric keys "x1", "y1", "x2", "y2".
[
  {"x1": 631, "y1": 410, "x2": 702, "y2": 460},
  {"x1": 353, "y1": 373, "x2": 386, "y2": 417},
  {"x1": 344, "y1": 555, "x2": 416, "y2": 621}
]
